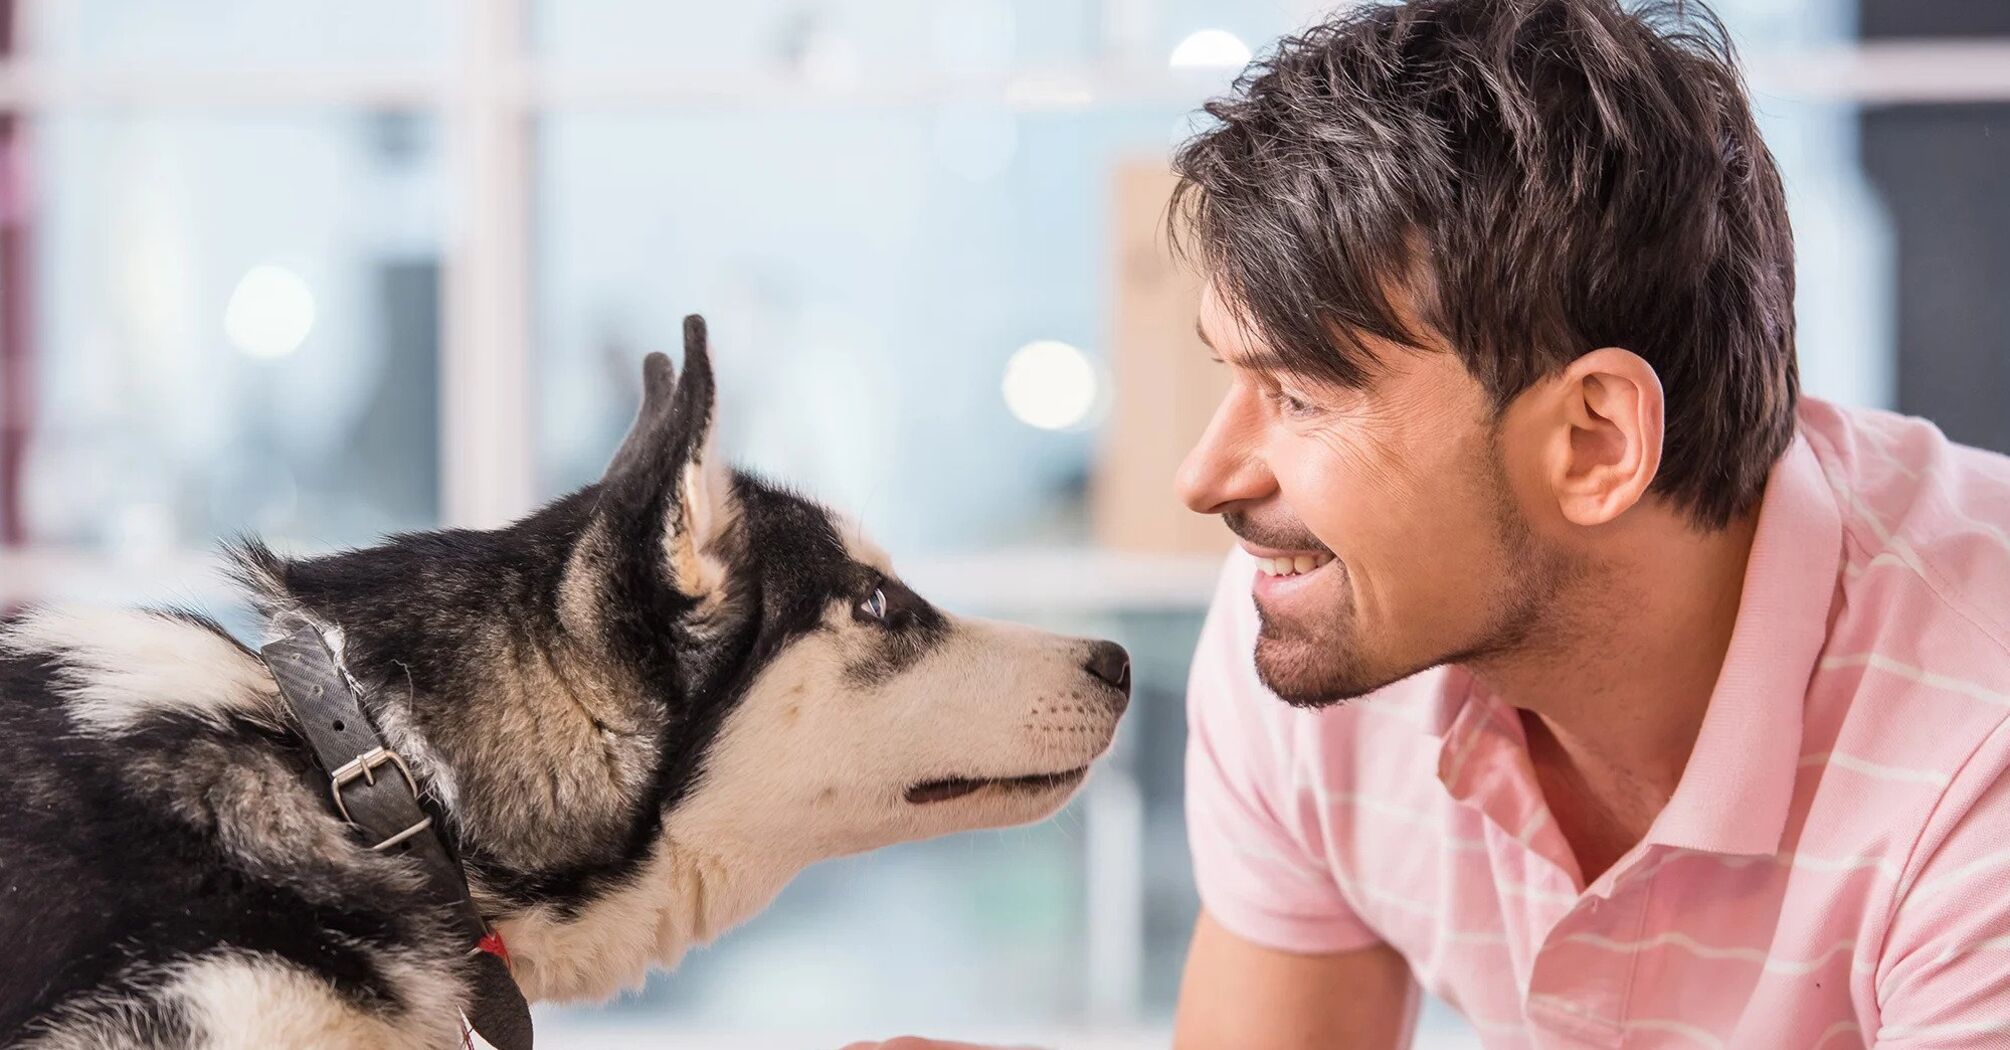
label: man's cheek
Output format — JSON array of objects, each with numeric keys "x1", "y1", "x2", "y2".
[{"x1": 1272, "y1": 452, "x2": 1360, "y2": 536}]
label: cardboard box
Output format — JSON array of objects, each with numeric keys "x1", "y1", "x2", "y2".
[{"x1": 1091, "y1": 161, "x2": 1232, "y2": 555}]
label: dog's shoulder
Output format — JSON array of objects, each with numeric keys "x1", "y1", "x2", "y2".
[
  {"x1": 0, "y1": 606, "x2": 281, "y2": 736},
  {"x1": 0, "y1": 609, "x2": 472, "y2": 1047}
]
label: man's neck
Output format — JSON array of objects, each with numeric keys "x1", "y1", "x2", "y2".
[{"x1": 1467, "y1": 507, "x2": 1760, "y2": 881}]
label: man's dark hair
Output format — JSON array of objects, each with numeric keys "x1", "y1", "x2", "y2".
[{"x1": 1170, "y1": 0, "x2": 1796, "y2": 529}]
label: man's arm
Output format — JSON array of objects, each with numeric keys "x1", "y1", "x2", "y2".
[
  {"x1": 1869, "y1": 737, "x2": 2010, "y2": 1047},
  {"x1": 1175, "y1": 910, "x2": 1417, "y2": 1050},
  {"x1": 844, "y1": 913, "x2": 1414, "y2": 1050}
]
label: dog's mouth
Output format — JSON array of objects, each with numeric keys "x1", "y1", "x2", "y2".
[{"x1": 904, "y1": 766, "x2": 1091, "y2": 805}]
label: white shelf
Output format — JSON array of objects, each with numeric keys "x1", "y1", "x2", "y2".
[{"x1": 0, "y1": 40, "x2": 2004, "y2": 110}]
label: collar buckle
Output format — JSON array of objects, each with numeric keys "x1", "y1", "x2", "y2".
[{"x1": 328, "y1": 745, "x2": 435, "y2": 851}]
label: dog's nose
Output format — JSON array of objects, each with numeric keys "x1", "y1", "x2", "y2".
[{"x1": 1085, "y1": 641, "x2": 1132, "y2": 696}]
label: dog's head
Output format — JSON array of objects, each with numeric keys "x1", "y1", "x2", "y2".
[
  {"x1": 574, "y1": 317, "x2": 1125, "y2": 856},
  {"x1": 241, "y1": 316, "x2": 1127, "y2": 983},
  {"x1": 572, "y1": 317, "x2": 1131, "y2": 861}
]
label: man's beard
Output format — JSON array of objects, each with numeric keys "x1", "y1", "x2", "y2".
[{"x1": 1236, "y1": 453, "x2": 1573, "y2": 709}]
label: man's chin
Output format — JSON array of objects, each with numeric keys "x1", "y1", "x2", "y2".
[{"x1": 1252, "y1": 634, "x2": 1391, "y2": 709}]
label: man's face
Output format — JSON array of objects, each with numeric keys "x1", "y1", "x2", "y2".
[{"x1": 1177, "y1": 282, "x2": 1572, "y2": 706}]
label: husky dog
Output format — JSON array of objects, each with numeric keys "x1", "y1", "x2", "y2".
[{"x1": 0, "y1": 317, "x2": 1131, "y2": 1049}]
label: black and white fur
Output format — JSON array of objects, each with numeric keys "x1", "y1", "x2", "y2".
[{"x1": 0, "y1": 317, "x2": 1130, "y2": 1048}]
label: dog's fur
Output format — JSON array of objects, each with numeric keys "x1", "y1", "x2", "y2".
[{"x1": 0, "y1": 319, "x2": 1129, "y2": 1048}]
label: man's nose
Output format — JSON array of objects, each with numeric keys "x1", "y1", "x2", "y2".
[{"x1": 1177, "y1": 391, "x2": 1275, "y2": 515}]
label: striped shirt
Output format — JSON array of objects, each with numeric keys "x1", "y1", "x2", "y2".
[{"x1": 1185, "y1": 398, "x2": 2010, "y2": 1048}]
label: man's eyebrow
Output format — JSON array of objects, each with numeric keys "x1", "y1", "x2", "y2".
[{"x1": 1197, "y1": 320, "x2": 1291, "y2": 374}]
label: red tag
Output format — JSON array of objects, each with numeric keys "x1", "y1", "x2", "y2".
[{"x1": 476, "y1": 930, "x2": 510, "y2": 966}]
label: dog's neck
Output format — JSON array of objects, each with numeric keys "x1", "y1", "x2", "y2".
[
  {"x1": 265, "y1": 589, "x2": 793, "y2": 1003},
  {"x1": 482, "y1": 828, "x2": 799, "y2": 1002},
  {"x1": 7, "y1": 599, "x2": 778, "y2": 1002}
]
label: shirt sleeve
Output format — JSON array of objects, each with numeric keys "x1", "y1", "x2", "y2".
[
  {"x1": 1873, "y1": 726, "x2": 2010, "y2": 1047},
  {"x1": 1184, "y1": 551, "x2": 1383, "y2": 955}
]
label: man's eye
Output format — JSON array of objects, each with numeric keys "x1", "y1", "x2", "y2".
[
  {"x1": 1268, "y1": 387, "x2": 1317, "y2": 417},
  {"x1": 858, "y1": 587, "x2": 889, "y2": 622}
]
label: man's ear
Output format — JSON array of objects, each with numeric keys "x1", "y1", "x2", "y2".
[
  {"x1": 599, "y1": 314, "x2": 737, "y2": 601},
  {"x1": 1540, "y1": 347, "x2": 1663, "y2": 527}
]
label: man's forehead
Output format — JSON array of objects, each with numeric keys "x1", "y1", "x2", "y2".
[{"x1": 1196, "y1": 277, "x2": 1423, "y2": 389}]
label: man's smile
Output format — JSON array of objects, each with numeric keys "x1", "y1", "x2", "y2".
[{"x1": 1241, "y1": 542, "x2": 1345, "y2": 604}]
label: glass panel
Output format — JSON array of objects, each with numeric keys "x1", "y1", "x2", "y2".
[
  {"x1": 1708, "y1": 0, "x2": 1855, "y2": 46},
  {"x1": 534, "y1": 107, "x2": 1197, "y2": 556},
  {"x1": 21, "y1": 111, "x2": 446, "y2": 557},
  {"x1": 1759, "y1": 99, "x2": 1895, "y2": 411},
  {"x1": 22, "y1": 0, "x2": 448, "y2": 68}
]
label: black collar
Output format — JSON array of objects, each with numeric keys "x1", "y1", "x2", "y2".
[{"x1": 260, "y1": 619, "x2": 533, "y2": 1050}]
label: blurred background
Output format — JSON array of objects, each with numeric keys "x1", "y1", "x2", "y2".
[{"x1": 1, "y1": 0, "x2": 2006, "y2": 1047}]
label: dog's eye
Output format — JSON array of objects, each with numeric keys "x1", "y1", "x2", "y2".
[{"x1": 858, "y1": 587, "x2": 889, "y2": 622}]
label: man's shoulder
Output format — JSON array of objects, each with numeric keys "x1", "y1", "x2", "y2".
[
  {"x1": 1798, "y1": 402, "x2": 2010, "y2": 862},
  {"x1": 1801, "y1": 399, "x2": 2010, "y2": 658}
]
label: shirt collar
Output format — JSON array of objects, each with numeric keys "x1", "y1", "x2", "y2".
[{"x1": 1641, "y1": 432, "x2": 1841, "y2": 856}]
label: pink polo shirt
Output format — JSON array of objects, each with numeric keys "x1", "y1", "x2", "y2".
[{"x1": 1186, "y1": 398, "x2": 2010, "y2": 1048}]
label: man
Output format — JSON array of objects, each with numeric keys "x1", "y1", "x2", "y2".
[{"x1": 852, "y1": 0, "x2": 2010, "y2": 1047}]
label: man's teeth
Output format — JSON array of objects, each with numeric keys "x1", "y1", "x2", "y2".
[{"x1": 1256, "y1": 553, "x2": 1335, "y2": 578}]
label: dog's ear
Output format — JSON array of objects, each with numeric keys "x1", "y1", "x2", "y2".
[{"x1": 600, "y1": 314, "x2": 736, "y2": 601}]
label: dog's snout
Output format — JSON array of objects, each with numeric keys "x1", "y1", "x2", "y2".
[{"x1": 1085, "y1": 641, "x2": 1132, "y2": 697}]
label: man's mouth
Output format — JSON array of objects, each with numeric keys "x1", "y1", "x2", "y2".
[
  {"x1": 1249, "y1": 547, "x2": 1345, "y2": 603},
  {"x1": 904, "y1": 766, "x2": 1090, "y2": 805},
  {"x1": 1253, "y1": 552, "x2": 1335, "y2": 578}
]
